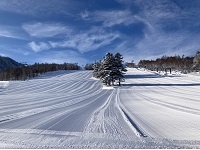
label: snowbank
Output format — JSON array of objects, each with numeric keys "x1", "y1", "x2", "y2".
[
  {"x1": 102, "y1": 85, "x2": 114, "y2": 89},
  {"x1": 0, "y1": 81, "x2": 9, "y2": 88}
]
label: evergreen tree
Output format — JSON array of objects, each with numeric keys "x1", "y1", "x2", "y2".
[
  {"x1": 92, "y1": 52, "x2": 127, "y2": 86},
  {"x1": 93, "y1": 61, "x2": 101, "y2": 78},
  {"x1": 113, "y1": 52, "x2": 127, "y2": 86},
  {"x1": 84, "y1": 63, "x2": 93, "y2": 70},
  {"x1": 100, "y1": 53, "x2": 114, "y2": 85}
]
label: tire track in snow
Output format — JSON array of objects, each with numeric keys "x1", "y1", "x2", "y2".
[
  {"x1": 123, "y1": 69, "x2": 200, "y2": 116},
  {"x1": 129, "y1": 87, "x2": 200, "y2": 116},
  {"x1": 0, "y1": 76, "x2": 102, "y2": 118},
  {"x1": 84, "y1": 89, "x2": 116, "y2": 134},
  {"x1": 0, "y1": 88, "x2": 105, "y2": 125},
  {"x1": 1, "y1": 69, "x2": 200, "y2": 148},
  {"x1": 34, "y1": 90, "x2": 111, "y2": 132},
  {"x1": 0, "y1": 83, "x2": 102, "y2": 118},
  {"x1": 0, "y1": 71, "x2": 99, "y2": 120},
  {"x1": 84, "y1": 88, "x2": 141, "y2": 141},
  {"x1": 121, "y1": 68, "x2": 200, "y2": 140},
  {"x1": 119, "y1": 89, "x2": 185, "y2": 140}
]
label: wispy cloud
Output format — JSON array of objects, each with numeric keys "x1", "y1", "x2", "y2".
[
  {"x1": 2, "y1": 0, "x2": 200, "y2": 65},
  {"x1": 0, "y1": 44, "x2": 31, "y2": 59},
  {"x1": 0, "y1": 30, "x2": 20, "y2": 39},
  {"x1": 32, "y1": 27, "x2": 119, "y2": 53},
  {"x1": 0, "y1": 0, "x2": 79, "y2": 17},
  {"x1": 81, "y1": 10, "x2": 138, "y2": 27},
  {"x1": 134, "y1": 30, "x2": 192, "y2": 58},
  {"x1": 22, "y1": 22, "x2": 70, "y2": 38},
  {"x1": 0, "y1": 25, "x2": 27, "y2": 40},
  {"x1": 28, "y1": 41, "x2": 51, "y2": 52},
  {"x1": 0, "y1": 53, "x2": 6, "y2": 57},
  {"x1": 80, "y1": 10, "x2": 90, "y2": 20},
  {"x1": 114, "y1": 0, "x2": 200, "y2": 62},
  {"x1": 66, "y1": 27, "x2": 119, "y2": 53}
]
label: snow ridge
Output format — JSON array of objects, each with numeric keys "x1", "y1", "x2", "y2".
[{"x1": 0, "y1": 69, "x2": 200, "y2": 148}]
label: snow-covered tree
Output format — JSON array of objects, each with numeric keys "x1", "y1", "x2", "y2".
[
  {"x1": 112, "y1": 52, "x2": 127, "y2": 86},
  {"x1": 93, "y1": 61, "x2": 101, "y2": 78},
  {"x1": 100, "y1": 53, "x2": 114, "y2": 85},
  {"x1": 93, "y1": 52, "x2": 127, "y2": 86},
  {"x1": 193, "y1": 51, "x2": 200, "y2": 70}
]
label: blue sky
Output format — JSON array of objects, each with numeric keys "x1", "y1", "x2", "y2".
[{"x1": 0, "y1": 0, "x2": 200, "y2": 65}]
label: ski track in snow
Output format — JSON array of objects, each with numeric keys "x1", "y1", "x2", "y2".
[{"x1": 0, "y1": 69, "x2": 200, "y2": 148}]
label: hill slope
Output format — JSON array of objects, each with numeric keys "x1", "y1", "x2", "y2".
[
  {"x1": 0, "y1": 56, "x2": 22, "y2": 71},
  {"x1": 0, "y1": 69, "x2": 200, "y2": 148}
]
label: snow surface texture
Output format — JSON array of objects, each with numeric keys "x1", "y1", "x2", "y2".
[
  {"x1": 0, "y1": 69, "x2": 200, "y2": 148},
  {"x1": 0, "y1": 81, "x2": 9, "y2": 88}
]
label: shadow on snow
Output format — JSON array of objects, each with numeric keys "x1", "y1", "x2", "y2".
[
  {"x1": 124, "y1": 74, "x2": 200, "y2": 86},
  {"x1": 124, "y1": 74, "x2": 181, "y2": 79},
  {"x1": 123, "y1": 83, "x2": 200, "y2": 87},
  {"x1": 124, "y1": 74, "x2": 162, "y2": 79}
]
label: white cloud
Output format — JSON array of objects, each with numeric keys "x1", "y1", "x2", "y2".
[
  {"x1": 0, "y1": 25, "x2": 27, "y2": 40},
  {"x1": 83, "y1": 10, "x2": 138, "y2": 27},
  {"x1": 96, "y1": 10, "x2": 137, "y2": 27},
  {"x1": 112, "y1": 0, "x2": 200, "y2": 63},
  {"x1": 49, "y1": 27, "x2": 119, "y2": 53},
  {"x1": 0, "y1": 0, "x2": 78, "y2": 17},
  {"x1": 27, "y1": 27, "x2": 119, "y2": 53},
  {"x1": 22, "y1": 22, "x2": 70, "y2": 38},
  {"x1": 80, "y1": 10, "x2": 89, "y2": 20},
  {"x1": 131, "y1": 24, "x2": 200, "y2": 63},
  {"x1": 0, "y1": 30, "x2": 18, "y2": 39},
  {"x1": 0, "y1": 53, "x2": 7, "y2": 57},
  {"x1": 49, "y1": 40, "x2": 77, "y2": 49},
  {"x1": 28, "y1": 41, "x2": 51, "y2": 52},
  {"x1": 136, "y1": 1, "x2": 200, "y2": 55},
  {"x1": 73, "y1": 29, "x2": 119, "y2": 53}
]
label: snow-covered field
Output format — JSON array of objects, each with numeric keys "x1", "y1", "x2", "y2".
[{"x1": 0, "y1": 68, "x2": 200, "y2": 148}]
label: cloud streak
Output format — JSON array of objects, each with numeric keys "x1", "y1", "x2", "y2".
[
  {"x1": 2, "y1": 0, "x2": 200, "y2": 65},
  {"x1": 0, "y1": 30, "x2": 20, "y2": 39},
  {"x1": 66, "y1": 27, "x2": 119, "y2": 53},
  {"x1": 0, "y1": 0, "x2": 79, "y2": 17},
  {"x1": 22, "y1": 22, "x2": 70, "y2": 38},
  {"x1": 29, "y1": 27, "x2": 119, "y2": 53},
  {"x1": 0, "y1": 25, "x2": 27, "y2": 40},
  {"x1": 113, "y1": 0, "x2": 200, "y2": 62},
  {"x1": 81, "y1": 10, "x2": 139, "y2": 27}
]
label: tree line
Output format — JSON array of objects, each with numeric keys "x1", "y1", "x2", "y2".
[
  {"x1": 93, "y1": 52, "x2": 127, "y2": 86},
  {"x1": 193, "y1": 51, "x2": 200, "y2": 70},
  {"x1": 138, "y1": 55, "x2": 195, "y2": 73},
  {"x1": 0, "y1": 62, "x2": 80, "y2": 81}
]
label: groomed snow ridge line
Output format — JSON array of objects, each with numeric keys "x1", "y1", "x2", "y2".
[{"x1": 116, "y1": 88, "x2": 147, "y2": 138}]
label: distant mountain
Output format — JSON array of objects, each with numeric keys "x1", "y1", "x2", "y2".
[{"x1": 0, "y1": 56, "x2": 23, "y2": 71}]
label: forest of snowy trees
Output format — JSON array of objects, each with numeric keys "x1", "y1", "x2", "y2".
[
  {"x1": 138, "y1": 54, "x2": 196, "y2": 73},
  {"x1": 0, "y1": 62, "x2": 80, "y2": 81},
  {"x1": 93, "y1": 52, "x2": 127, "y2": 86}
]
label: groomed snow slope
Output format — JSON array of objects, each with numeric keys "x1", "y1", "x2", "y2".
[{"x1": 0, "y1": 69, "x2": 200, "y2": 148}]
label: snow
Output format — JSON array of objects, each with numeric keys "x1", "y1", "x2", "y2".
[
  {"x1": 0, "y1": 81, "x2": 9, "y2": 88},
  {"x1": 102, "y1": 85, "x2": 114, "y2": 89},
  {"x1": 0, "y1": 69, "x2": 200, "y2": 148}
]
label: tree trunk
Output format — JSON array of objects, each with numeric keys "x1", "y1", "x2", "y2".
[{"x1": 119, "y1": 78, "x2": 121, "y2": 86}]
